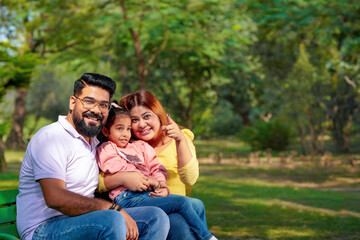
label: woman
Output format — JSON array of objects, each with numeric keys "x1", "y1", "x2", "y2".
[{"x1": 98, "y1": 89, "x2": 205, "y2": 240}]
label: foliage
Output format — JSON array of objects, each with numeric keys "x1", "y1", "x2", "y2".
[
  {"x1": 241, "y1": 119, "x2": 291, "y2": 151},
  {"x1": 242, "y1": 0, "x2": 360, "y2": 153},
  {"x1": 192, "y1": 99, "x2": 243, "y2": 138},
  {"x1": 1, "y1": 0, "x2": 360, "y2": 154}
]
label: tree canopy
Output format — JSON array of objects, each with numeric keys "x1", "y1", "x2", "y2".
[{"x1": 1, "y1": 0, "x2": 360, "y2": 153}]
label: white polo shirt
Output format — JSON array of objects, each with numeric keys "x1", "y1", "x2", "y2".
[{"x1": 16, "y1": 116, "x2": 100, "y2": 240}]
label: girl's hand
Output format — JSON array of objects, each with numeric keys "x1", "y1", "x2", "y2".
[
  {"x1": 147, "y1": 177, "x2": 160, "y2": 189},
  {"x1": 149, "y1": 187, "x2": 169, "y2": 197},
  {"x1": 161, "y1": 115, "x2": 184, "y2": 142}
]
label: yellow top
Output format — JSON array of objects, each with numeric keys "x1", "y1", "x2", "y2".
[
  {"x1": 157, "y1": 129, "x2": 199, "y2": 196},
  {"x1": 97, "y1": 129, "x2": 199, "y2": 196}
]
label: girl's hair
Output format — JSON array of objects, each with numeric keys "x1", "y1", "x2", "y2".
[
  {"x1": 119, "y1": 89, "x2": 169, "y2": 143},
  {"x1": 97, "y1": 100, "x2": 130, "y2": 144}
]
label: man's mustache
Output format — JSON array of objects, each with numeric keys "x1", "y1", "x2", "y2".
[{"x1": 83, "y1": 112, "x2": 103, "y2": 121}]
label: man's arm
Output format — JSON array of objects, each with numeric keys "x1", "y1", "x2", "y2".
[
  {"x1": 39, "y1": 178, "x2": 112, "y2": 216},
  {"x1": 40, "y1": 178, "x2": 139, "y2": 239}
]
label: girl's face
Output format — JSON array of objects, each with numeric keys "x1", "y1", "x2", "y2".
[
  {"x1": 130, "y1": 106, "x2": 161, "y2": 142},
  {"x1": 107, "y1": 115, "x2": 132, "y2": 148}
]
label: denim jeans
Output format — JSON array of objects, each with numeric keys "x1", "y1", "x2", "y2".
[
  {"x1": 32, "y1": 207, "x2": 169, "y2": 240},
  {"x1": 167, "y1": 197, "x2": 207, "y2": 240},
  {"x1": 115, "y1": 191, "x2": 212, "y2": 240}
]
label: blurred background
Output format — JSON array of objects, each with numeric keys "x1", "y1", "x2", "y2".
[
  {"x1": 1, "y1": 1, "x2": 360, "y2": 239},
  {"x1": 1, "y1": 0, "x2": 360, "y2": 155}
]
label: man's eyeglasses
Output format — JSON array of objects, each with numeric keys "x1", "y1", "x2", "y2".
[{"x1": 74, "y1": 96, "x2": 110, "y2": 114}]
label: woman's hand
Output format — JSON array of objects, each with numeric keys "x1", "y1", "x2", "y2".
[
  {"x1": 161, "y1": 115, "x2": 184, "y2": 142},
  {"x1": 161, "y1": 115, "x2": 193, "y2": 169},
  {"x1": 120, "y1": 172, "x2": 150, "y2": 192},
  {"x1": 120, "y1": 209, "x2": 139, "y2": 240}
]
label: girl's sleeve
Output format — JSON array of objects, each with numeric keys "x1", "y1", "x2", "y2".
[
  {"x1": 142, "y1": 141, "x2": 167, "y2": 182},
  {"x1": 97, "y1": 142, "x2": 128, "y2": 174},
  {"x1": 178, "y1": 129, "x2": 199, "y2": 185}
]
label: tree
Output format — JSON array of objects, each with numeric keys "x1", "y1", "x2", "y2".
[
  {"x1": 1, "y1": 0, "x2": 109, "y2": 148},
  {"x1": 148, "y1": 0, "x2": 254, "y2": 128},
  {"x1": 243, "y1": 0, "x2": 360, "y2": 152}
]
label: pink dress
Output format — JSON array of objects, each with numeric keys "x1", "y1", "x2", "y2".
[{"x1": 97, "y1": 140, "x2": 167, "y2": 200}]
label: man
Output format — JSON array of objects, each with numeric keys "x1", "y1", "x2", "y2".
[{"x1": 16, "y1": 73, "x2": 169, "y2": 240}]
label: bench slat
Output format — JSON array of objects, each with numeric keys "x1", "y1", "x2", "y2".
[
  {"x1": 0, "y1": 224, "x2": 19, "y2": 237},
  {"x1": 0, "y1": 189, "x2": 19, "y2": 238},
  {"x1": 0, "y1": 205, "x2": 16, "y2": 224},
  {"x1": 0, "y1": 189, "x2": 18, "y2": 205}
]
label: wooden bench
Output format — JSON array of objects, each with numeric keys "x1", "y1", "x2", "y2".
[{"x1": 0, "y1": 189, "x2": 19, "y2": 240}]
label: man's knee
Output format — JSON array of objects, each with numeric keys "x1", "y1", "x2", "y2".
[
  {"x1": 97, "y1": 210, "x2": 127, "y2": 238},
  {"x1": 148, "y1": 206, "x2": 169, "y2": 225}
]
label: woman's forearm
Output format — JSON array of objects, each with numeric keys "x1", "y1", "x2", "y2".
[
  {"x1": 176, "y1": 136, "x2": 193, "y2": 168},
  {"x1": 103, "y1": 172, "x2": 126, "y2": 190},
  {"x1": 104, "y1": 171, "x2": 150, "y2": 192}
]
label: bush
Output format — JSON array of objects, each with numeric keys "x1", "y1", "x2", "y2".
[{"x1": 241, "y1": 120, "x2": 291, "y2": 151}]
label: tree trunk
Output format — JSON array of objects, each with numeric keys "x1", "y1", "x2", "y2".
[
  {"x1": 187, "y1": 88, "x2": 195, "y2": 130},
  {"x1": 238, "y1": 108, "x2": 251, "y2": 126},
  {"x1": 343, "y1": 114, "x2": 352, "y2": 152},
  {"x1": 0, "y1": 138, "x2": 6, "y2": 172},
  {"x1": 298, "y1": 124, "x2": 308, "y2": 155},
  {"x1": 6, "y1": 88, "x2": 28, "y2": 149},
  {"x1": 308, "y1": 119, "x2": 316, "y2": 156}
]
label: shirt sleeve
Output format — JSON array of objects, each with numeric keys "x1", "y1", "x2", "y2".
[
  {"x1": 178, "y1": 129, "x2": 199, "y2": 186},
  {"x1": 97, "y1": 141, "x2": 128, "y2": 174},
  {"x1": 142, "y1": 141, "x2": 167, "y2": 182},
  {"x1": 31, "y1": 130, "x2": 68, "y2": 182}
]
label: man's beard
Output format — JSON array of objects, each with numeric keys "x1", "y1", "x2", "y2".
[{"x1": 73, "y1": 111, "x2": 104, "y2": 138}]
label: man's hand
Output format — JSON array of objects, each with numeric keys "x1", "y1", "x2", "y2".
[{"x1": 120, "y1": 209, "x2": 139, "y2": 240}]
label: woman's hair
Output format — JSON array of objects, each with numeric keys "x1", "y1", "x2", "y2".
[
  {"x1": 119, "y1": 89, "x2": 169, "y2": 143},
  {"x1": 97, "y1": 100, "x2": 130, "y2": 144}
]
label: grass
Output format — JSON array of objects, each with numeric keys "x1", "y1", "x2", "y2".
[
  {"x1": 192, "y1": 164, "x2": 360, "y2": 240},
  {"x1": 1, "y1": 147, "x2": 360, "y2": 239},
  {"x1": 0, "y1": 149, "x2": 24, "y2": 190}
]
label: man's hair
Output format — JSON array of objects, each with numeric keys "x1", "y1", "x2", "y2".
[{"x1": 74, "y1": 73, "x2": 116, "y2": 98}]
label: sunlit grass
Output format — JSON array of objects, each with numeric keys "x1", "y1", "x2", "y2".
[
  {"x1": 1, "y1": 149, "x2": 24, "y2": 189},
  {"x1": 4, "y1": 149, "x2": 25, "y2": 163},
  {"x1": 193, "y1": 164, "x2": 360, "y2": 240}
]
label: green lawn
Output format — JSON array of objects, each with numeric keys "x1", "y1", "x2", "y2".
[
  {"x1": 1, "y1": 149, "x2": 360, "y2": 239},
  {"x1": 193, "y1": 164, "x2": 360, "y2": 240}
]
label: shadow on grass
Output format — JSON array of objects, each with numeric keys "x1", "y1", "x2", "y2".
[{"x1": 193, "y1": 164, "x2": 360, "y2": 240}]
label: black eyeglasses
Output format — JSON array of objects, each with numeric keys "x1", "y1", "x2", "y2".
[{"x1": 74, "y1": 96, "x2": 110, "y2": 114}]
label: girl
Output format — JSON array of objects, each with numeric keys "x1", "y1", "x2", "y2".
[
  {"x1": 97, "y1": 103, "x2": 217, "y2": 240},
  {"x1": 99, "y1": 90, "x2": 204, "y2": 240}
]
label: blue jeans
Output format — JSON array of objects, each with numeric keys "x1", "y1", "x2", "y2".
[
  {"x1": 32, "y1": 207, "x2": 169, "y2": 240},
  {"x1": 167, "y1": 197, "x2": 207, "y2": 240},
  {"x1": 115, "y1": 191, "x2": 212, "y2": 240}
]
